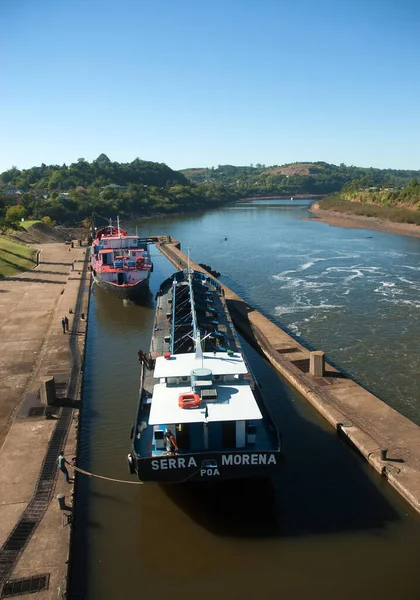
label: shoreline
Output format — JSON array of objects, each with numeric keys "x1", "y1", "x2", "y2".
[
  {"x1": 309, "y1": 203, "x2": 420, "y2": 239},
  {"x1": 240, "y1": 194, "x2": 323, "y2": 201}
]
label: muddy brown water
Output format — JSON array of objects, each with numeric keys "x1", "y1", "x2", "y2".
[{"x1": 70, "y1": 202, "x2": 420, "y2": 599}]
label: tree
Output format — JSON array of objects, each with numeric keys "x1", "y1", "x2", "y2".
[
  {"x1": 18, "y1": 193, "x2": 34, "y2": 210},
  {"x1": 41, "y1": 216, "x2": 55, "y2": 226},
  {"x1": 94, "y1": 153, "x2": 111, "y2": 164},
  {"x1": 6, "y1": 204, "x2": 26, "y2": 223},
  {"x1": 1, "y1": 168, "x2": 18, "y2": 185},
  {"x1": 48, "y1": 170, "x2": 64, "y2": 190},
  {"x1": 0, "y1": 195, "x2": 6, "y2": 219}
]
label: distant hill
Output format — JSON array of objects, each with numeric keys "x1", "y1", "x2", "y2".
[
  {"x1": 0, "y1": 155, "x2": 238, "y2": 225},
  {"x1": 265, "y1": 163, "x2": 322, "y2": 176},
  {"x1": 180, "y1": 161, "x2": 420, "y2": 197},
  {"x1": 3, "y1": 157, "x2": 420, "y2": 225},
  {"x1": 0, "y1": 154, "x2": 188, "y2": 191}
]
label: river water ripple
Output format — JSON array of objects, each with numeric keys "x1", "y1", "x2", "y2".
[{"x1": 70, "y1": 200, "x2": 420, "y2": 600}]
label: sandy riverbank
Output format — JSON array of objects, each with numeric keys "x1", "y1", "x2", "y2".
[{"x1": 310, "y1": 202, "x2": 420, "y2": 239}]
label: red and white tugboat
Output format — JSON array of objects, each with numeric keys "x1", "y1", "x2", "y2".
[{"x1": 91, "y1": 219, "x2": 153, "y2": 300}]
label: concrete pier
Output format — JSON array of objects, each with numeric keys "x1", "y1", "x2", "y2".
[
  {"x1": 0, "y1": 242, "x2": 90, "y2": 597},
  {"x1": 157, "y1": 237, "x2": 420, "y2": 514}
]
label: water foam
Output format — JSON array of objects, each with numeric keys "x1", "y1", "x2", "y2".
[{"x1": 274, "y1": 303, "x2": 342, "y2": 316}]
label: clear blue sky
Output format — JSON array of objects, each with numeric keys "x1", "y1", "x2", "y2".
[{"x1": 1, "y1": 0, "x2": 420, "y2": 172}]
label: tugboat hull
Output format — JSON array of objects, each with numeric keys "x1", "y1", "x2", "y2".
[{"x1": 93, "y1": 271, "x2": 151, "y2": 301}]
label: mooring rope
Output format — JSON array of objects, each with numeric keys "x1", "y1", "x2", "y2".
[
  {"x1": 70, "y1": 462, "x2": 204, "y2": 485},
  {"x1": 71, "y1": 465, "x2": 144, "y2": 485}
]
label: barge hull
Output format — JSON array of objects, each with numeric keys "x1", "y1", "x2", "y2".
[{"x1": 133, "y1": 450, "x2": 282, "y2": 483}]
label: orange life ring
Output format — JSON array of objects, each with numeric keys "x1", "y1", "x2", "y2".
[{"x1": 178, "y1": 393, "x2": 200, "y2": 409}]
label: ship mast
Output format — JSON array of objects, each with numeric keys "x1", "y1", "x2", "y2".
[
  {"x1": 186, "y1": 247, "x2": 209, "y2": 362},
  {"x1": 187, "y1": 249, "x2": 198, "y2": 344},
  {"x1": 116, "y1": 215, "x2": 124, "y2": 265},
  {"x1": 187, "y1": 246, "x2": 192, "y2": 275}
]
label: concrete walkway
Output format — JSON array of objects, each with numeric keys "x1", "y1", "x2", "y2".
[
  {"x1": 0, "y1": 242, "x2": 89, "y2": 598},
  {"x1": 158, "y1": 239, "x2": 420, "y2": 514}
]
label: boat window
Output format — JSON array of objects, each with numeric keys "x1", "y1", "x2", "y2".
[{"x1": 154, "y1": 430, "x2": 165, "y2": 450}]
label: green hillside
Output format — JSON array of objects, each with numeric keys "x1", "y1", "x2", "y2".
[
  {"x1": 1, "y1": 154, "x2": 188, "y2": 191},
  {"x1": 2, "y1": 157, "x2": 420, "y2": 226},
  {"x1": 180, "y1": 161, "x2": 420, "y2": 198},
  {"x1": 0, "y1": 155, "x2": 237, "y2": 225},
  {"x1": 318, "y1": 177, "x2": 420, "y2": 224}
]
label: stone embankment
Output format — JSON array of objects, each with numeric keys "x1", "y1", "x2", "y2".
[
  {"x1": 158, "y1": 237, "x2": 420, "y2": 514},
  {"x1": 0, "y1": 236, "x2": 90, "y2": 598}
]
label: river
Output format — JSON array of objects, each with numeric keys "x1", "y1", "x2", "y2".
[{"x1": 70, "y1": 199, "x2": 420, "y2": 599}]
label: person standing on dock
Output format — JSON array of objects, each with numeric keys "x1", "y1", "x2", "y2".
[
  {"x1": 64, "y1": 315, "x2": 69, "y2": 332},
  {"x1": 58, "y1": 451, "x2": 71, "y2": 483},
  {"x1": 61, "y1": 317, "x2": 66, "y2": 334}
]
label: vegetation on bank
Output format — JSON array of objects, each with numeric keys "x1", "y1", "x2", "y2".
[
  {"x1": 1, "y1": 154, "x2": 189, "y2": 190},
  {"x1": 319, "y1": 178, "x2": 420, "y2": 226},
  {"x1": 2, "y1": 155, "x2": 420, "y2": 227},
  {"x1": 0, "y1": 236, "x2": 37, "y2": 278},
  {"x1": 341, "y1": 177, "x2": 420, "y2": 207},
  {"x1": 0, "y1": 155, "x2": 238, "y2": 226},
  {"x1": 181, "y1": 162, "x2": 420, "y2": 198}
]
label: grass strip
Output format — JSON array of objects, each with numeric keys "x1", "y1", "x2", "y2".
[{"x1": 0, "y1": 236, "x2": 37, "y2": 278}]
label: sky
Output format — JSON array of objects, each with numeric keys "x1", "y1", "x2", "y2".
[{"x1": 1, "y1": 0, "x2": 420, "y2": 172}]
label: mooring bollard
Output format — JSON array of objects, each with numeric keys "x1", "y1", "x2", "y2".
[
  {"x1": 40, "y1": 376, "x2": 56, "y2": 406},
  {"x1": 81, "y1": 313, "x2": 85, "y2": 320},
  {"x1": 380, "y1": 448, "x2": 388, "y2": 461},
  {"x1": 309, "y1": 351, "x2": 325, "y2": 377},
  {"x1": 57, "y1": 493, "x2": 66, "y2": 510}
]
